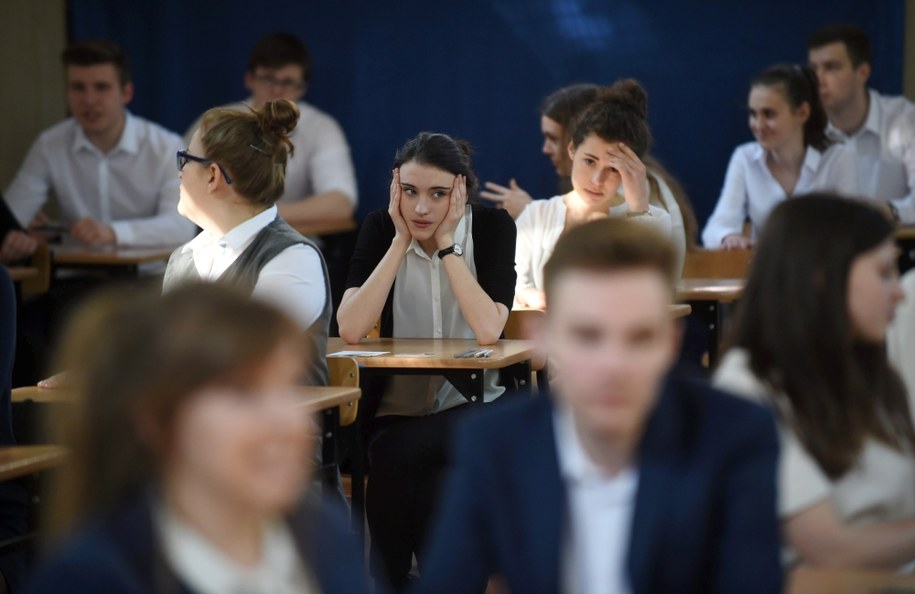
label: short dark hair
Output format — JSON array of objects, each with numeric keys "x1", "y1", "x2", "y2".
[
  {"x1": 751, "y1": 64, "x2": 830, "y2": 152},
  {"x1": 569, "y1": 79, "x2": 652, "y2": 158},
  {"x1": 247, "y1": 32, "x2": 312, "y2": 84},
  {"x1": 393, "y1": 132, "x2": 480, "y2": 202},
  {"x1": 807, "y1": 23, "x2": 872, "y2": 67},
  {"x1": 62, "y1": 38, "x2": 132, "y2": 86},
  {"x1": 543, "y1": 218, "x2": 675, "y2": 305}
]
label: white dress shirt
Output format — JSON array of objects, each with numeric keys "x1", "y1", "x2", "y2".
[
  {"x1": 826, "y1": 89, "x2": 915, "y2": 223},
  {"x1": 554, "y1": 404, "x2": 637, "y2": 594},
  {"x1": 515, "y1": 192, "x2": 672, "y2": 295},
  {"x1": 157, "y1": 504, "x2": 320, "y2": 594},
  {"x1": 179, "y1": 205, "x2": 326, "y2": 330},
  {"x1": 4, "y1": 111, "x2": 195, "y2": 246},
  {"x1": 714, "y1": 349, "x2": 915, "y2": 567},
  {"x1": 379, "y1": 206, "x2": 504, "y2": 417},
  {"x1": 701, "y1": 142, "x2": 859, "y2": 247},
  {"x1": 184, "y1": 100, "x2": 357, "y2": 206}
]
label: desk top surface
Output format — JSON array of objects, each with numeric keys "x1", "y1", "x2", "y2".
[
  {"x1": 51, "y1": 245, "x2": 177, "y2": 266},
  {"x1": 788, "y1": 567, "x2": 915, "y2": 594},
  {"x1": 0, "y1": 446, "x2": 66, "y2": 481},
  {"x1": 327, "y1": 337, "x2": 536, "y2": 369},
  {"x1": 4, "y1": 266, "x2": 39, "y2": 282},
  {"x1": 676, "y1": 278, "x2": 745, "y2": 302}
]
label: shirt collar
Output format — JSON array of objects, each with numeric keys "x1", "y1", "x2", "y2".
[
  {"x1": 71, "y1": 109, "x2": 139, "y2": 155},
  {"x1": 181, "y1": 205, "x2": 278, "y2": 255},
  {"x1": 826, "y1": 88, "x2": 882, "y2": 141},
  {"x1": 406, "y1": 205, "x2": 471, "y2": 260},
  {"x1": 554, "y1": 403, "x2": 637, "y2": 490},
  {"x1": 750, "y1": 142, "x2": 822, "y2": 172}
]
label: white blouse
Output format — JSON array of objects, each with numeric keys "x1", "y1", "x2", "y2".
[
  {"x1": 380, "y1": 206, "x2": 504, "y2": 417},
  {"x1": 714, "y1": 349, "x2": 915, "y2": 552},
  {"x1": 701, "y1": 142, "x2": 859, "y2": 248},
  {"x1": 888, "y1": 269, "x2": 915, "y2": 421},
  {"x1": 515, "y1": 191, "x2": 673, "y2": 296}
]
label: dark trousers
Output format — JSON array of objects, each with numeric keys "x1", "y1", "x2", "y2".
[{"x1": 366, "y1": 404, "x2": 473, "y2": 591}]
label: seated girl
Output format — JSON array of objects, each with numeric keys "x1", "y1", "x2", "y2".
[
  {"x1": 513, "y1": 80, "x2": 673, "y2": 310},
  {"x1": 336, "y1": 132, "x2": 516, "y2": 590},
  {"x1": 702, "y1": 64, "x2": 858, "y2": 250},
  {"x1": 483, "y1": 81, "x2": 695, "y2": 273},
  {"x1": 167, "y1": 98, "x2": 331, "y2": 384},
  {"x1": 715, "y1": 195, "x2": 915, "y2": 569},
  {"x1": 23, "y1": 282, "x2": 373, "y2": 593}
]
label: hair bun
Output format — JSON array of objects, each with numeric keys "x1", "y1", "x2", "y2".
[
  {"x1": 597, "y1": 79, "x2": 648, "y2": 120},
  {"x1": 256, "y1": 99, "x2": 300, "y2": 143},
  {"x1": 454, "y1": 138, "x2": 474, "y2": 159}
]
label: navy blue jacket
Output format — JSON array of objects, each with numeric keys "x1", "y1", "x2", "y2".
[
  {"x1": 23, "y1": 491, "x2": 373, "y2": 594},
  {"x1": 417, "y1": 378, "x2": 783, "y2": 594}
]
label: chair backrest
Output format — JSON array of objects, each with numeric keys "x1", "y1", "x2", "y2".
[
  {"x1": 682, "y1": 249, "x2": 754, "y2": 279},
  {"x1": 326, "y1": 356, "x2": 359, "y2": 426},
  {"x1": 20, "y1": 242, "x2": 51, "y2": 300},
  {"x1": 504, "y1": 308, "x2": 546, "y2": 373}
]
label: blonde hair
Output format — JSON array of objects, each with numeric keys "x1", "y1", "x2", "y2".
[{"x1": 199, "y1": 99, "x2": 300, "y2": 206}]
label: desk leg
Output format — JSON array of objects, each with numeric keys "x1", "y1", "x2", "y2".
[
  {"x1": 690, "y1": 301, "x2": 722, "y2": 369},
  {"x1": 500, "y1": 360, "x2": 532, "y2": 394},
  {"x1": 320, "y1": 407, "x2": 341, "y2": 494},
  {"x1": 443, "y1": 369, "x2": 486, "y2": 403}
]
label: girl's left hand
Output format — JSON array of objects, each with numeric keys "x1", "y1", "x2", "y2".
[
  {"x1": 606, "y1": 142, "x2": 649, "y2": 214},
  {"x1": 434, "y1": 174, "x2": 468, "y2": 250}
]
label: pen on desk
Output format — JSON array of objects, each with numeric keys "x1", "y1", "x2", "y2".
[
  {"x1": 454, "y1": 348, "x2": 479, "y2": 359},
  {"x1": 472, "y1": 349, "x2": 493, "y2": 358}
]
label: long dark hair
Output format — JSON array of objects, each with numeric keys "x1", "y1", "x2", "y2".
[
  {"x1": 751, "y1": 64, "x2": 830, "y2": 152},
  {"x1": 393, "y1": 131, "x2": 479, "y2": 202},
  {"x1": 727, "y1": 194, "x2": 914, "y2": 478}
]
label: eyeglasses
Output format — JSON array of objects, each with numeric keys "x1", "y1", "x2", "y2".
[
  {"x1": 253, "y1": 73, "x2": 305, "y2": 91},
  {"x1": 176, "y1": 150, "x2": 233, "y2": 185}
]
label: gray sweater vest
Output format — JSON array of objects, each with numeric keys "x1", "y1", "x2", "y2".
[{"x1": 162, "y1": 217, "x2": 331, "y2": 385}]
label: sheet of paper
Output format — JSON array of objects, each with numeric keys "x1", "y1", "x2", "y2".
[{"x1": 328, "y1": 350, "x2": 390, "y2": 357}]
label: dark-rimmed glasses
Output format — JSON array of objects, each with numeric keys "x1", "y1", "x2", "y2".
[{"x1": 176, "y1": 150, "x2": 234, "y2": 185}]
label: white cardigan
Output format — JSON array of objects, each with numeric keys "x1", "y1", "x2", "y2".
[{"x1": 515, "y1": 184, "x2": 675, "y2": 295}]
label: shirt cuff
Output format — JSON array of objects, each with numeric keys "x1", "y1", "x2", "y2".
[{"x1": 109, "y1": 221, "x2": 134, "y2": 246}]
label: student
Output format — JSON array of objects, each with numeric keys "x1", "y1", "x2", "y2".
[
  {"x1": 337, "y1": 132, "x2": 516, "y2": 590},
  {"x1": 887, "y1": 269, "x2": 915, "y2": 424},
  {"x1": 702, "y1": 64, "x2": 858, "y2": 250},
  {"x1": 22, "y1": 283, "x2": 373, "y2": 594},
  {"x1": 714, "y1": 195, "x2": 915, "y2": 569},
  {"x1": 514, "y1": 80, "x2": 673, "y2": 310},
  {"x1": 1, "y1": 38, "x2": 194, "y2": 263},
  {"x1": 418, "y1": 218, "x2": 782, "y2": 594},
  {"x1": 483, "y1": 83, "x2": 695, "y2": 272},
  {"x1": 808, "y1": 24, "x2": 915, "y2": 224},
  {"x1": 184, "y1": 32, "x2": 357, "y2": 226},
  {"x1": 164, "y1": 99, "x2": 331, "y2": 385}
]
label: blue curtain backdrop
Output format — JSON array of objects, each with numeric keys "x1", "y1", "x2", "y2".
[{"x1": 69, "y1": 0, "x2": 905, "y2": 226}]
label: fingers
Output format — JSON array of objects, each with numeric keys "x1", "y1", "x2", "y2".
[
  {"x1": 1, "y1": 232, "x2": 38, "y2": 262},
  {"x1": 484, "y1": 181, "x2": 510, "y2": 193},
  {"x1": 605, "y1": 142, "x2": 645, "y2": 175}
]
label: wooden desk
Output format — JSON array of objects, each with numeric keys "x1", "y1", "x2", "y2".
[
  {"x1": 4, "y1": 267, "x2": 38, "y2": 283},
  {"x1": 897, "y1": 226, "x2": 915, "y2": 241},
  {"x1": 291, "y1": 218, "x2": 357, "y2": 237},
  {"x1": 328, "y1": 337, "x2": 535, "y2": 528},
  {"x1": 898, "y1": 226, "x2": 915, "y2": 274},
  {"x1": 296, "y1": 385, "x2": 360, "y2": 411},
  {"x1": 12, "y1": 386, "x2": 72, "y2": 404},
  {"x1": 670, "y1": 303, "x2": 692, "y2": 318},
  {"x1": 676, "y1": 278, "x2": 746, "y2": 368},
  {"x1": 0, "y1": 446, "x2": 66, "y2": 481},
  {"x1": 50, "y1": 245, "x2": 176, "y2": 277},
  {"x1": 788, "y1": 567, "x2": 915, "y2": 594}
]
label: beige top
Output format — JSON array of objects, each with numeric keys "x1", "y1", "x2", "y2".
[
  {"x1": 888, "y1": 270, "x2": 915, "y2": 421},
  {"x1": 714, "y1": 349, "x2": 915, "y2": 526}
]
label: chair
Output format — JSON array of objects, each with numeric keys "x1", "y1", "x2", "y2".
[
  {"x1": 504, "y1": 308, "x2": 547, "y2": 389},
  {"x1": 682, "y1": 248, "x2": 754, "y2": 279},
  {"x1": 19, "y1": 243, "x2": 51, "y2": 301},
  {"x1": 326, "y1": 356, "x2": 365, "y2": 504}
]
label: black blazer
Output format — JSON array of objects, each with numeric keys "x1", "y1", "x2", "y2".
[
  {"x1": 22, "y1": 490, "x2": 375, "y2": 594},
  {"x1": 416, "y1": 378, "x2": 784, "y2": 594}
]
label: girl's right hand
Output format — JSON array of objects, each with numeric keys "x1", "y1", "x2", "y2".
[{"x1": 389, "y1": 168, "x2": 411, "y2": 241}]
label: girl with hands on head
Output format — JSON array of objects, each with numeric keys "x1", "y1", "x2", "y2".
[
  {"x1": 337, "y1": 132, "x2": 516, "y2": 591},
  {"x1": 514, "y1": 79, "x2": 673, "y2": 310}
]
